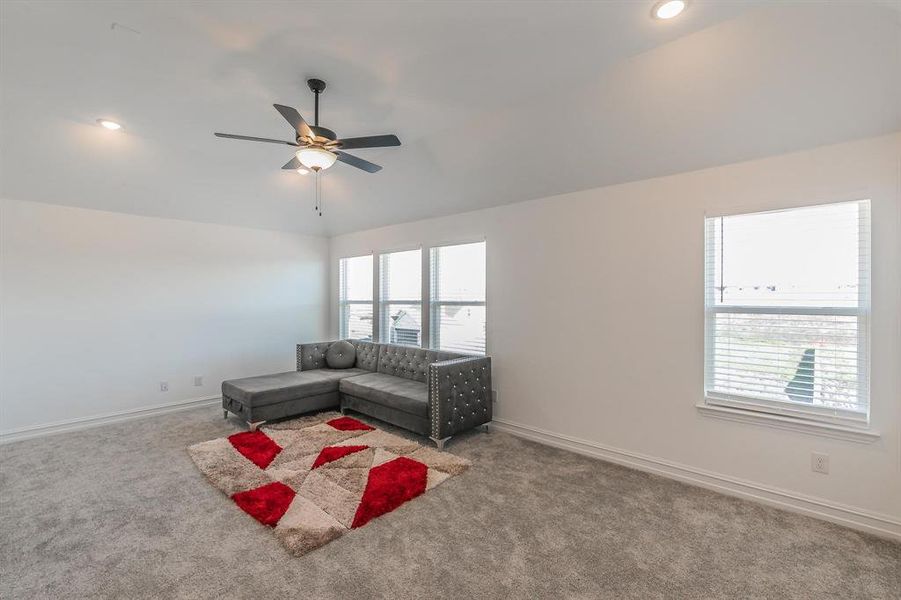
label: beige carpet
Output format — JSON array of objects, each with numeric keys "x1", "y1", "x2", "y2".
[{"x1": 1, "y1": 405, "x2": 899, "y2": 599}]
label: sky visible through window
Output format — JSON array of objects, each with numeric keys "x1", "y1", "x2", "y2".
[
  {"x1": 714, "y1": 202, "x2": 861, "y2": 307},
  {"x1": 344, "y1": 248, "x2": 484, "y2": 301},
  {"x1": 433, "y1": 243, "x2": 486, "y2": 302},
  {"x1": 342, "y1": 255, "x2": 372, "y2": 301},
  {"x1": 381, "y1": 250, "x2": 420, "y2": 299}
]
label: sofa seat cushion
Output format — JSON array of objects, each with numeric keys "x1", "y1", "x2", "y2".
[
  {"x1": 223, "y1": 369, "x2": 368, "y2": 407},
  {"x1": 339, "y1": 372, "x2": 428, "y2": 418}
]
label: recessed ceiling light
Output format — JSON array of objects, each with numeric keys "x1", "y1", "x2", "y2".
[
  {"x1": 296, "y1": 168, "x2": 310, "y2": 175},
  {"x1": 97, "y1": 119, "x2": 123, "y2": 130},
  {"x1": 653, "y1": 0, "x2": 686, "y2": 19}
]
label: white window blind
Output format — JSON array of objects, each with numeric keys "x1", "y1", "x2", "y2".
[
  {"x1": 338, "y1": 255, "x2": 373, "y2": 341},
  {"x1": 379, "y1": 249, "x2": 422, "y2": 346},
  {"x1": 430, "y1": 241, "x2": 486, "y2": 355},
  {"x1": 704, "y1": 200, "x2": 870, "y2": 426}
]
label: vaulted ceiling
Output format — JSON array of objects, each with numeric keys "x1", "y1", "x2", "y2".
[{"x1": 1, "y1": 1, "x2": 899, "y2": 235}]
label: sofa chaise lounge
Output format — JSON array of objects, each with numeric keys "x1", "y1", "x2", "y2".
[{"x1": 221, "y1": 340, "x2": 492, "y2": 449}]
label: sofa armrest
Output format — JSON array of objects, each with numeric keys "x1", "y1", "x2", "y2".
[
  {"x1": 296, "y1": 342, "x2": 335, "y2": 371},
  {"x1": 428, "y1": 356, "x2": 492, "y2": 440}
]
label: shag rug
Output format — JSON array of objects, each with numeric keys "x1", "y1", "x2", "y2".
[{"x1": 188, "y1": 411, "x2": 470, "y2": 556}]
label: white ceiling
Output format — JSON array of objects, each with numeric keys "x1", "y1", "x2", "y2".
[{"x1": 1, "y1": 1, "x2": 899, "y2": 236}]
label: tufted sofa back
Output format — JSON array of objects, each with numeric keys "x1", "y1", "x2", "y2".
[
  {"x1": 376, "y1": 344, "x2": 460, "y2": 383},
  {"x1": 350, "y1": 340, "x2": 380, "y2": 371},
  {"x1": 297, "y1": 340, "x2": 378, "y2": 371},
  {"x1": 297, "y1": 340, "x2": 462, "y2": 378},
  {"x1": 296, "y1": 341, "x2": 332, "y2": 371}
]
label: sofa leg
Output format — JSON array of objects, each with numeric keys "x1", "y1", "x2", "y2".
[
  {"x1": 247, "y1": 420, "x2": 265, "y2": 432},
  {"x1": 223, "y1": 410, "x2": 228, "y2": 420},
  {"x1": 429, "y1": 436, "x2": 451, "y2": 451},
  {"x1": 481, "y1": 423, "x2": 491, "y2": 433}
]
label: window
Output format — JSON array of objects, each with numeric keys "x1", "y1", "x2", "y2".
[
  {"x1": 338, "y1": 255, "x2": 373, "y2": 341},
  {"x1": 430, "y1": 241, "x2": 486, "y2": 354},
  {"x1": 379, "y1": 249, "x2": 422, "y2": 346},
  {"x1": 704, "y1": 200, "x2": 870, "y2": 426}
]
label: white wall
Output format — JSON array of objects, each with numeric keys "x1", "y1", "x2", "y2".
[
  {"x1": 329, "y1": 133, "x2": 901, "y2": 537},
  {"x1": 0, "y1": 198, "x2": 328, "y2": 435}
]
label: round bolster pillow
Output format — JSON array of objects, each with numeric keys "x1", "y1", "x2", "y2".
[{"x1": 326, "y1": 340, "x2": 356, "y2": 369}]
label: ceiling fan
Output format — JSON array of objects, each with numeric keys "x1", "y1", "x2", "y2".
[{"x1": 214, "y1": 78, "x2": 400, "y2": 174}]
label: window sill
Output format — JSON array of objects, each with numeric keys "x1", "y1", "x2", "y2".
[{"x1": 696, "y1": 401, "x2": 880, "y2": 444}]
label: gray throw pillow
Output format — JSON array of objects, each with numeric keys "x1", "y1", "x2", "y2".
[{"x1": 325, "y1": 340, "x2": 356, "y2": 369}]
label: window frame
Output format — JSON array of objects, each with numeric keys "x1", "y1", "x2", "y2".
[
  {"x1": 702, "y1": 200, "x2": 871, "y2": 429},
  {"x1": 378, "y1": 247, "x2": 424, "y2": 347},
  {"x1": 429, "y1": 240, "x2": 488, "y2": 356},
  {"x1": 336, "y1": 239, "x2": 488, "y2": 353},
  {"x1": 338, "y1": 254, "x2": 374, "y2": 341}
]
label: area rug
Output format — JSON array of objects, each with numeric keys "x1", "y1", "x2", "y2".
[{"x1": 188, "y1": 411, "x2": 470, "y2": 556}]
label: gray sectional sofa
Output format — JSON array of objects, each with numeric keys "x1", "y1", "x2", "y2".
[{"x1": 221, "y1": 340, "x2": 492, "y2": 449}]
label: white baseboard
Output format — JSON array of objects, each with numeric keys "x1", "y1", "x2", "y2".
[
  {"x1": 492, "y1": 418, "x2": 901, "y2": 541},
  {"x1": 0, "y1": 395, "x2": 222, "y2": 444}
]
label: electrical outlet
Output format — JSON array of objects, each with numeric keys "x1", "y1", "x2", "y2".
[
  {"x1": 491, "y1": 390, "x2": 498, "y2": 404},
  {"x1": 811, "y1": 452, "x2": 829, "y2": 474},
  {"x1": 194, "y1": 375, "x2": 203, "y2": 387},
  {"x1": 160, "y1": 381, "x2": 169, "y2": 392}
]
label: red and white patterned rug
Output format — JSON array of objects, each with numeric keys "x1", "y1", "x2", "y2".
[{"x1": 188, "y1": 411, "x2": 470, "y2": 556}]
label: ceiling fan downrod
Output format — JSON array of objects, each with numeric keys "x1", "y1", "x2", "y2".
[
  {"x1": 307, "y1": 78, "x2": 326, "y2": 128},
  {"x1": 308, "y1": 78, "x2": 326, "y2": 216}
]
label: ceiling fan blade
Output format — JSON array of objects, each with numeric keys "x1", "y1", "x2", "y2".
[
  {"x1": 338, "y1": 134, "x2": 401, "y2": 150},
  {"x1": 281, "y1": 156, "x2": 302, "y2": 170},
  {"x1": 335, "y1": 151, "x2": 382, "y2": 173},
  {"x1": 215, "y1": 132, "x2": 298, "y2": 146},
  {"x1": 273, "y1": 104, "x2": 312, "y2": 137}
]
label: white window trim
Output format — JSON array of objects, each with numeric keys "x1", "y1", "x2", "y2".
[
  {"x1": 695, "y1": 402, "x2": 880, "y2": 443},
  {"x1": 701, "y1": 200, "x2": 872, "y2": 436},
  {"x1": 427, "y1": 237, "x2": 489, "y2": 353},
  {"x1": 379, "y1": 249, "x2": 424, "y2": 347},
  {"x1": 338, "y1": 239, "x2": 488, "y2": 353},
  {"x1": 429, "y1": 241, "x2": 488, "y2": 355},
  {"x1": 338, "y1": 254, "x2": 374, "y2": 341}
]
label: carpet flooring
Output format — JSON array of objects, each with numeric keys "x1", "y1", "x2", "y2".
[{"x1": 1, "y1": 405, "x2": 899, "y2": 600}]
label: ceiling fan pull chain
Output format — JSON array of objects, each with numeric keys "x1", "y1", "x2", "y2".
[
  {"x1": 312, "y1": 171, "x2": 318, "y2": 214},
  {"x1": 313, "y1": 171, "x2": 323, "y2": 217}
]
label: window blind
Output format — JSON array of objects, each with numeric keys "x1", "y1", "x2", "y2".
[
  {"x1": 338, "y1": 255, "x2": 373, "y2": 341},
  {"x1": 379, "y1": 249, "x2": 422, "y2": 346},
  {"x1": 430, "y1": 241, "x2": 486, "y2": 355},
  {"x1": 704, "y1": 200, "x2": 870, "y2": 425}
]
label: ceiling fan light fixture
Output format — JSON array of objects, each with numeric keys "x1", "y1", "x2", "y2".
[
  {"x1": 653, "y1": 0, "x2": 686, "y2": 19},
  {"x1": 296, "y1": 147, "x2": 337, "y2": 171},
  {"x1": 296, "y1": 167, "x2": 310, "y2": 175}
]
